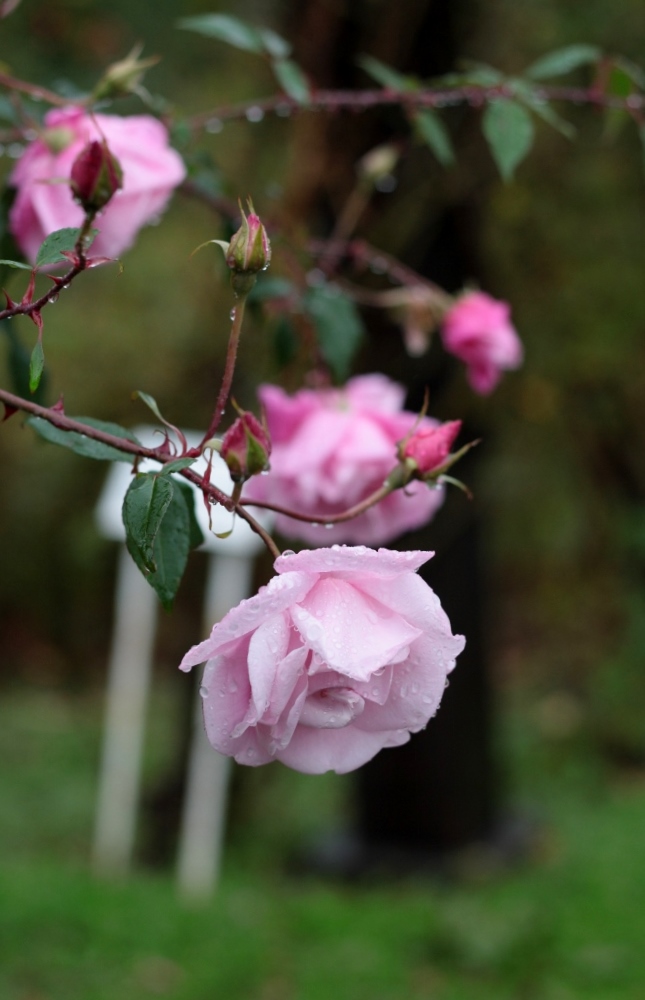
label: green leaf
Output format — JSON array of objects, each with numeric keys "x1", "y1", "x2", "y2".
[
  {"x1": 28, "y1": 340, "x2": 45, "y2": 393},
  {"x1": 123, "y1": 474, "x2": 192, "y2": 608},
  {"x1": 27, "y1": 416, "x2": 141, "y2": 461},
  {"x1": 248, "y1": 277, "x2": 295, "y2": 303},
  {"x1": 413, "y1": 110, "x2": 455, "y2": 166},
  {"x1": 0, "y1": 96, "x2": 17, "y2": 124},
  {"x1": 357, "y1": 54, "x2": 418, "y2": 92},
  {"x1": 35, "y1": 227, "x2": 97, "y2": 268},
  {"x1": 123, "y1": 474, "x2": 174, "y2": 573},
  {"x1": 2, "y1": 323, "x2": 47, "y2": 402},
  {"x1": 273, "y1": 316, "x2": 298, "y2": 368},
  {"x1": 305, "y1": 284, "x2": 365, "y2": 382},
  {"x1": 272, "y1": 58, "x2": 310, "y2": 104},
  {"x1": 458, "y1": 62, "x2": 505, "y2": 87},
  {"x1": 258, "y1": 27, "x2": 291, "y2": 59},
  {"x1": 175, "y1": 480, "x2": 205, "y2": 552},
  {"x1": 525, "y1": 44, "x2": 601, "y2": 81},
  {"x1": 511, "y1": 81, "x2": 576, "y2": 139},
  {"x1": 157, "y1": 457, "x2": 197, "y2": 475},
  {"x1": 0, "y1": 258, "x2": 32, "y2": 270},
  {"x1": 482, "y1": 100, "x2": 535, "y2": 180},
  {"x1": 132, "y1": 390, "x2": 170, "y2": 426},
  {"x1": 177, "y1": 14, "x2": 264, "y2": 53}
]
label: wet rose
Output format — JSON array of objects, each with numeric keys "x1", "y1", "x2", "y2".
[
  {"x1": 441, "y1": 290, "x2": 523, "y2": 394},
  {"x1": 243, "y1": 374, "x2": 445, "y2": 546},
  {"x1": 180, "y1": 545, "x2": 465, "y2": 774},
  {"x1": 9, "y1": 106, "x2": 186, "y2": 262}
]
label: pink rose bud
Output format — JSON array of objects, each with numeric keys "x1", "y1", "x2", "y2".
[
  {"x1": 179, "y1": 545, "x2": 465, "y2": 774},
  {"x1": 70, "y1": 140, "x2": 123, "y2": 214},
  {"x1": 226, "y1": 201, "x2": 271, "y2": 294},
  {"x1": 401, "y1": 420, "x2": 462, "y2": 477},
  {"x1": 220, "y1": 411, "x2": 271, "y2": 482},
  {"x1": 441, "y1": 290, "x2": 523, "y2": 395}
]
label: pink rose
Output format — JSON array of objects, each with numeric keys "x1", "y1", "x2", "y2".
[
  {"x1": 180, "y1": 545, "x2": 465, "y2": 774},
  {"x1": 244, "y1": 374, "x2": 445, "y2": 545},
  {"x1": 402, "y1": 420, "x2": 462, "y2": 476},
  {"x1": 9, "y1": 107, "x2": 186, "y2": 262},
  {"x1": 441, "y1": 291, "x2": 523, "y2": 394}
]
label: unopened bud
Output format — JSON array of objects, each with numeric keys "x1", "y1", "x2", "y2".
[
  {"x1": 220, "y1": 411, "x2": 271, "y2": 483},
  {"x1": 70, "y1": 140, "x2": 123, "y2": 214},
  {"x1": 225, "y1": 200, "x2": 271, "y2": 294},
  {"x1": 357, "y1": 143, "x2": 399, "y2": 184},
  {"x1": 92, "y1": 45, "x2": 160, "y2": 101},
  {"x1": 400, "y1": 420, "x2": 462, "y2": 478}
]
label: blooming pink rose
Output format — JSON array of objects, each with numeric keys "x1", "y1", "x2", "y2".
[
  {"x1": 180, "y1": 545, "x2": 465, "y2": 774},
  {"x1": 244, "y1": 374, "x2": 445, "y2": 545},
  {"x1": 9, "y1": 107, "x2": 186, "y2": 262},
  {"x1": 441, "y1": 291, "x2": 523, "y2": 394}
]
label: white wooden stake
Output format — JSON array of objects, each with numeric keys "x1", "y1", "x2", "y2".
[
  {"x1": 176, "y1": 552, "x2": 255, "y2": 901},
  {"x1": 92, "y1": 546, "x2": 158, "y2": 876}
]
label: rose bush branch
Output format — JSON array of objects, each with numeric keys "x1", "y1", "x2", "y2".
[
  {"x1": 187, "y1": 82, "x2": 644, "y2": 130},
  {"x1": 0, "y1": 385, "x2": 280, "y2": 558}
]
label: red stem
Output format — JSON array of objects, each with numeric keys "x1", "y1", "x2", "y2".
[
  {"x1": 187, "y1": 83, "x2": 645, "y2": 130},
  {"x1": 241, "y1": 482, "x2": 393, "y2": 526},
  {"x1": 200, "y1": 294, "x2": 247, "y2": 446}
]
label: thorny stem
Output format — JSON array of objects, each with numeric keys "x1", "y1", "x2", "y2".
[
  {"x1": 0, "y1": 386, "x2": 280, "y2": 559},
  {"x1": 241, "y1": 481, "x2": 394, "y2": 527},
  {"x1": 187, "y1": 83, "x2": 645, "y2": 130},
  {"x1": 0, "y1": 213, "x2": 96, "y2": 324},
  {"x1": 0, "y1": 72, "x2": 75, "y2": 108},
  {"x1": 200, "y1": 293, "x2": 247, "y2": 446}
]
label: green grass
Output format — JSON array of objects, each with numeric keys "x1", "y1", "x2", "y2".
[{"x1": 1, "y1": 687, "x2": 644, "y2": 1000}]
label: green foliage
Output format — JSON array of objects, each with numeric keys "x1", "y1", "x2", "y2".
[
  {"x1": 272, "y1": 315, "x2": 298, "y2": 367},
  {"x1": 2, "y1": 323, "x2": 47, "y2": 402},
  {"x1": 272, "y1": 58, "x2": 310, "y2": 104},
  {"x1": 3, "y1": 689, "x2": 645, "y2": 999},
  {"x1": 357, "y1": 54, "x2": 418, "y2": 91},
  {"x1": 35, "y1": 228, "x2": 97, "y2": 268},
  {"x1": 413, "y1": 109, "x2": 455, "y2": 165},
  {"x1": 304, "y1": 284, "x2": 365, "y2": 382},
  {"x1": 177, "y1": 13, "x2": 267, "y2": 53},
  {"x1": 123, "y1": 472, "x2": 173, "y2": 573},
  {"x1": 122, "y1": 472, "x2": 202, "y2": 608},
  {"x1": 28, "y1": 339, "x2": 44, "y2": 393},
  {"x1": 482, "y1": 99, "x2": 535, "y2": 180},
  {"x1": 28, "y1": 416, "x2": 141, "y2": 462},
  {"x1": 525, "y1": 44, "x2": 602, "y2": 80}
]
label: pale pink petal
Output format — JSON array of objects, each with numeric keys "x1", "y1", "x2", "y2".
[
  {"x1": 179, "y1": 569, "x2": 315, "y2": 671},
  {"x1": 274, "y1": 544, "x2": 432, "y2": 578},
  {"x1": 291, "y1": 576, "x2": 422, "y2": 680}
]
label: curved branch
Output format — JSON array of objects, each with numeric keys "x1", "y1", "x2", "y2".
[
  {"x1": 187, "y1": 83, "x2": 644, "y2": 130},
  {"x1": 241, "y1": 482, "x2": 393, "y2": 527}
]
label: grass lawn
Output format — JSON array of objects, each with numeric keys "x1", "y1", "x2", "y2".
[{"x1": 0, "y1": 686, "x2": 644, "y2": 1000}]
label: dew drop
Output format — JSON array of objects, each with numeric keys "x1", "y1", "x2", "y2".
[
  {"x1": 229, "y1": 308, "x2": 236, "y2": 321},
  {"x1": 246, "y1": 105, "x2": 265, "y2": 123},
  {"x1": 199, "y1": 685, "x2": 209, "y2": 699},
  {"x1": 281, "y1": 549, "x2": 296, "y2": 557}
]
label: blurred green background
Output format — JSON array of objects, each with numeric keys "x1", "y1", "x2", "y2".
[{"x1": 1, "y1": 0, "x2": 644, "y2": 997}]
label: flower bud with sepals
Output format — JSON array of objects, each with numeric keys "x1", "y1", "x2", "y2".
[
  {"x1": 70, "y1": 140, "x2": 123, "y2": 215},
  {"x1": 220, "y1": 410, "x2": 272, "y2": 483},
  {"x1": 225, "y1": 200, "x2": 271, "y2": 295}
]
